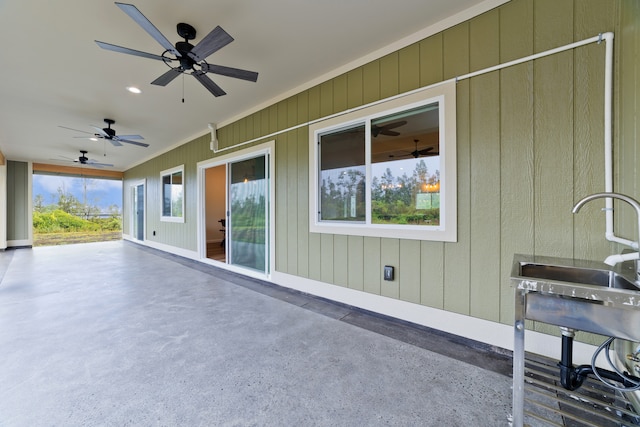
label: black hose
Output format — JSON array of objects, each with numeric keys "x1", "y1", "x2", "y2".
[{"x1": 558, "y1": 334, "x2": 640, "y2": 391}]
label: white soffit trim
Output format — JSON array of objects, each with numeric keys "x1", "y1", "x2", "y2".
[{"x1": 218, "y1": 0, "x2": 510, "y2": 128}]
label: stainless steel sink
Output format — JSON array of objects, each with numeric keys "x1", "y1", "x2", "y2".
[
  {"x1": 518, "y1": 261, "x2": 638, "y2": 290},
  {"x1": 511, "y1": 255, "x2": 640, "y2": 426},
  {"x1": 511, "y1": 254, "x2": 640, "y2": 342}
]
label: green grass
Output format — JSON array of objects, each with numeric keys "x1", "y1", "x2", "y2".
[
  {"x1": 33, "y1": 231, "x2": 122, "y2": 247},
  {"x1": 32, "y1": 209, "x2": 123, "y2": 247}
]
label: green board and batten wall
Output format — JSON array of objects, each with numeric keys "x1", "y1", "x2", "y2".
[
  {"x1": 6, "y1": 160, "x2": 30, "y2": 242},
  {"x1": 124, "y1": 0, "x2": 639, "y2": 339}
]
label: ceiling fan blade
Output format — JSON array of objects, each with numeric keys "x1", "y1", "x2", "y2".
[
  {"x1": 188, "y1": 26, "x2": 234, "y2": 62},
  {"x1": 95, "y1": 41, "x2": 166, "y2": 61},
  {"x1": 203, "y1": 64, "x2": 258, "y2": 82},
  {"x1": 193, "y1": 71, "x2": 226, "y2": 97},
  {"x1": 58, "y1": 125, "x2": 93, "y2": 135},
  {"x1": 381, "y1": 130, "x2": 400, "y2": 137},
  {"x1": 417, "y1": 147, "x2": 435, "y2": 155},
  {"x1": 86, "y1": 161, "x2": 114, "y2": 168},
  {"x1": 383, "y1": 120, "x2": 407, "y2": 131},
  {"x1": 151, "y1": 68, "x2": 182, "y2": 86},
  {"x1": 116, "y1": 134, "x2": 144, "y2": 140},
  {"x1": 91, "y1": 126, "x2": 110, "y2": 138},
  {"x1": 115, "y1": 2, "x2": 180, "y2": 56},
  {"x1": 115, "y1": 138, "x2": 149, "y2": 148},
  {"x1": 108, "y1": 140, "x2": 124, "y2": 147},
  {"x1": 55, "y1": 155, "x2": 76, "y2": 162}
]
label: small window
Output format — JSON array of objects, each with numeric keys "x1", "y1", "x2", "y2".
[
  {"x1": 161, "y1": 165, "x2": 184, "y2": 222},
  {"x1": 309, "y1": 80, "x2": 457, "y2": 242}
]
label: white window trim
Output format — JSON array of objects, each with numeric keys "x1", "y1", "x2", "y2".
[
  {"x1": 160, "y1": 164, "x2": 185, "y2": 223},
  {"x1": 308, "y1": 79, "x2": 457, "y2": 242}
]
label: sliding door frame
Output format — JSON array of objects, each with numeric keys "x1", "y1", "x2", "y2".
[{"x1": 196, "y1": 140, "x2": 275, "y2": 280}]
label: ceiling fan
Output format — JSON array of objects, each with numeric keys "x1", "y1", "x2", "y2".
[
  {"x1": 389, "y1": 139, "x2": 438, "y2": 159},
  {"x1": 372, "y1": 120, "x2": 407, "y2": 137},
  {"x1": 59, "y1": 119, "x2": 149, "y2": 147},
  {"x1": 60, "y1": 150, "x2": 114, "y2": 168},
  {"x1": 95, "y1": 2, "x2": 259, "y2": 97}
]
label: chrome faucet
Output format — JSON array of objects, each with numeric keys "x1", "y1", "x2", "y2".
[{"x1": 572, "y1": 192, "x2": 640, "y2": 278}]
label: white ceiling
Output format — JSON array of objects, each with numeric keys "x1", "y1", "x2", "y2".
[{"x1": 0, "y1": 0, "x2": 502, "y2": 172}]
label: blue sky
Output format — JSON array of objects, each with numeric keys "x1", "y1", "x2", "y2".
[{"x1": 33, "y1": 174, "x2": 122, "y2": 212}]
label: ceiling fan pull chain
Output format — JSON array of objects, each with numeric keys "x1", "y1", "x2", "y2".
[{"x1": 182, "y1": 73, "x2": 185, "y2": 103}]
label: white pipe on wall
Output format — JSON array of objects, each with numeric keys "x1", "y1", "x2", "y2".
[
  {"x1": 214, "y1": 32, "x2": 625, "y2": 250},
  {"x1": 600, "y1": 33, "x2": 637, "y2": 249}
]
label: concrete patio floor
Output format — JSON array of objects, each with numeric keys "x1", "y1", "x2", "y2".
[{"x1": 0, "y1": 240, "x2": 513, "y2": 426}]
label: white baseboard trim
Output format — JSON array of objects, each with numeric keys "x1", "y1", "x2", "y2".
[
  {"x1": 271, "y1": 270, "x2": 601, "y2": 366},
  {"x1": 7, "y1": 239, "x2": 32, "y2": 247},
  {"x1": 123, "y1": 235, "x2": 199, "y2": 261}
]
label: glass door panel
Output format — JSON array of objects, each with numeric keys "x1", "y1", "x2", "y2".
[
  {"x1": 228, "y1": 155, "x2": 267, "y2": 273},
  {"x1": 133, "y1": 184, "x2": 144, "y2": 241}
]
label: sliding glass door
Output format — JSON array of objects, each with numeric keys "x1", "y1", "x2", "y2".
[
  {"x1": 227, "y1": 155, "x2": 268, "y2": 273},
  {"x1": 132, "y1": 182, "x2": 145, "y2": 241}
]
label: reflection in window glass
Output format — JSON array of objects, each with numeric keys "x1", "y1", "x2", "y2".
[
  {"x1": 319, "y1": 124, "x2": 366, "y2": 222},
  {"x1": 310, "y1": 80, "x2": 456, "y2": 242},
  {"x1": 370, "y1": 103, "x2": 440, "y2": 226},
  {"x1": 229, "y1": 156, "x2": 267, "y2": 272},
  {"x1": 162, "y1": 169, "x2": 183, "y2": 219}
]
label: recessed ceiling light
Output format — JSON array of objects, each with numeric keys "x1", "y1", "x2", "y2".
[
  {"x1": 126, "y1": 86, "x2": 141, "y2": 94},
  {"x1": 90, "y1": 137, "x2": 98, "y2": 141}
]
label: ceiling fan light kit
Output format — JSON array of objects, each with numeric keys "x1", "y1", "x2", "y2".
[{"x1": 95, "y1": 2, "x2": 259, "y2": 97}]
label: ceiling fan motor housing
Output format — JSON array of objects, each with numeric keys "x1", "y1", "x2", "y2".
[
  {"x1": 95, "y1": 5, "x2": 258, "y2": 98},
  {"x1": 175, "y1": 41, "x2": 196, "y2": 70}
]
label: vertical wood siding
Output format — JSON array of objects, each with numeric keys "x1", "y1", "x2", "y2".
[
  {"x1": 124, "y1": 0, "x2": 632, "y2": 336},
  {"x1": 7, "y1": 161, "x2": 29, "y2": 241},
  {"x1": 123, "y1": 134, "x2": 211, "y2": 251}
]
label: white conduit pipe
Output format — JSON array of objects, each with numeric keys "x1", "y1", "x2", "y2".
[
  {"x1": 215, "y1": 32, "x2": 624, "y2": 248},
  {"x1": 600, "y1": 34, "x2": 636, "y2": 249}
]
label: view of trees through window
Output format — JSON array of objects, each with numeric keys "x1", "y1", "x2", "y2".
[
  {"x1": 320, "y1": 157, "x2": 440, "y2": 226},
  {"x1": 372, "y1": 158, "x2": 440, "y2": 225},
  {"x1": 319, "y1": 102, "x2": 441, "y2": 227},
  {"x1": 162, "y1": 169, "x2": 183, "y2": 219},
  {"x1": 32, "y1": 174, "x2": 122, "y2": 246},
  {"x1": 229, "y1": 156, "x2": 267, "y2": 272}
]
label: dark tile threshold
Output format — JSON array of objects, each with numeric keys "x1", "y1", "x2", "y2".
[{"x1": 128, "y1": 240, "x2": 514, "y2": 377}]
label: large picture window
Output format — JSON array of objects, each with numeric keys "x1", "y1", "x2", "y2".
[
  {"x1": 309, "y1": 80, "x2": 456, "y2": 241},
  {"x1": 161, "y1": 165, "x2": 184, "y2": 222}
]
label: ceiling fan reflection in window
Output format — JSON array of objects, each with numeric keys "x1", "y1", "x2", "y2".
[
  {"x1": 389, "y1": 139, "x2": 438, "y2": 159},
  {"x1": 95, "y1": 2, "x2": 259, "y2": 98},
  {"x1": 371, "y1": 120, "x2": 407, "y2": 137}
]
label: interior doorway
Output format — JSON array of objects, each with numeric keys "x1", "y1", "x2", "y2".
[
  {"x1": 205, "y1": 165, "x2": 226, "y2": 262},
  {"x1": 199, "y1": 141, "x2": 274, "y2": 277}
]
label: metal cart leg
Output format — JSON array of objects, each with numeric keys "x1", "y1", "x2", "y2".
[{"x1": 512, "y1": 289, "x2": 526, "y2": 427}]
